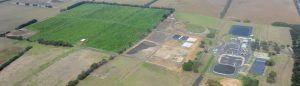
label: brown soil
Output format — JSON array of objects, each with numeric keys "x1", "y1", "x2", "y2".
[
  {"x1": 220, "y1": 78, "x2": 242, "y2": 86},
  {"x1": 226, "y1": 0, "x2": 300, "y2": 24}
]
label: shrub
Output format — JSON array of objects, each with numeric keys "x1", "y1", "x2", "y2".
[
  {"x1": 37, "y1": 39, "x2": 73, "y2": 47},
  {"x1": 207, "y1": 79, "x2": 222, "y2": 86},
  {"x1": 6, "y1": 36, "x2": 23, "y2": 40},
  {"x1": 67, "y1": 80, "x2": 79, "y2": 86},
  {"x1": 182, "y1": 60, "x2": 193, "y2": 71},
  {"x1": 266, "y1": 59, "x2": 275, "y2": 66},
  {"x1": 241, "y1": 76, "x2": 259, "y2": 86},
  {"x1": 271, "y1": 22, "x2": 290, "y2": 27},
  {"x1": 267, "y1": 71, "x2": 277, "y2": 83},
  {"x1": 0, "y1": 31, "x2": 10, "y2": 37}
]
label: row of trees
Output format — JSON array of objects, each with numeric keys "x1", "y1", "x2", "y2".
[
  {"x1": 15, "y1": 19, "x2": 37, "y2": 30},
  {"x1": 143, "y1": 0, "x2": 158, "y2": 7},
  {"x1": 0, "y1": 46, "x2": 32, "y2": 71},
  {"x1": 67, "y1": 56, "x2": 115, "y2": 86},
  {"x1": 0, "y1": 31, "x2": 10, "y2": 37},
  {"x1": 37, "y1": 39, "x2": 73, "y2": 47},
  {"x1": 6, "y1": 36, "x2": 24, "y2": 40},
  {"x1": 61, "y1": 1, "x2": 175, "y2": 13},
  {"x1": 219, "y1": 0, "x2": 232, "y2": 19},
  {"x1": 251, "y1": 40, "x2": 285, "y2": 56},
  {"x1": 289, "y1": 24, "x2": 300, "y2": 86}
]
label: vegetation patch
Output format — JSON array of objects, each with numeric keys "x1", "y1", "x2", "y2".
[
  {"x1": 28, "y1": 3, "x2": 171, "y2": 52},
  {"x1": 0, "y1": 46, "x2": 32, "y2": 71},
  {"x1": 175, "y1": 12, "x2": 221, "y2": 29}
]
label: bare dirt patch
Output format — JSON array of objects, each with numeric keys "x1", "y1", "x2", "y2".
[
  {"x1": 126, "y1": 15, "x2": 203, "y2": 71},
  {"x1": 0, "y1": 3, "x2": 59, "y2": 33},
  {"x1": 226, "y1": 0, "x2": 300, "y2": 24},
  {"x1": 152, "y1": 0, "x2": 226, "y2": 17},
  {"x1": 220, "y1": 78, "x2": 242, "y2": 86}
]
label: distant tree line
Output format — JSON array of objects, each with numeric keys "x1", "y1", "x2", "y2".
[
  {"x1": 251, "y1": 40, "x2": 284, "y2": 56},
  {"x1": 37, "y1": 39, "x2": 73, "y2": 47},
  {"x1": 67, "y1": 56, "x2": 116, "y2": 86},
  {"x1": 0, "y1": 46, "x2": 32, "y2": 71},
  {"x1": 0, "y1": 0, "x2": 10, "y2": 3},
  {"x1": 16, "y1": 19, "x2": 37, "y2": 30},
  {"x1": 0, "y1": 31, "x2": 10, "y2": 37},
  {"x1": 61, "y1": 1, "x2": 175, "y2": 14},
  {"x1": 289, "y1": 24, "x2": 300, "y2": 86},
  {"x1": 220, "y1": 0, "x2": 232, "y2": 19},
  {"x1": 6, "y1": 36, "x2": 24, "y2": 40},
  {"x1": 144, "y1": 0, "x2": 158, "y2": 7}
]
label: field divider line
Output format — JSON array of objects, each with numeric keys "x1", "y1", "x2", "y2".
[{"x1": 13, "y1": 47, "x2": 78, "y2": 86}]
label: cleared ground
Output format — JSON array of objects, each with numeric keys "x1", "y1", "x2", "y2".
[
  {"x1": 252, "y1": 24, "x2": 292, "y2": 45},
  {"x1": 0, "y1": 38, "x2": 24, "y2": 64},
  {"x1": 226, "y1": 0, "x2": 300, "y2": 24},
  {"x1": 95, "y1": 0, "x2": 151, "y2": 5},
  {"x1": 152, "y1": 0, "x2": 226, "y2": 17},
  {"x1": 28, "y1": 3, "x2": 170, "y2": 52},
  {"x1": 259, "y1": 54, "x2": 293, "y2": 86},
  {"x1": 0, "y1": 2, "x2": 59, "y2": 33},
  {"x1": 78, "y1": 56, "x2": 198, "y2": 86},
  {"x1": 0, "y1": 44, "x2": 107, "y2": 86}
]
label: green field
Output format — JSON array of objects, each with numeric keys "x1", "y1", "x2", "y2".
[
  {"x1": 175, "y1": 12, "x2": 221, "y2": 29},
  {"x1": 28, "y1": 4, "x2": 170, "y2": 52}
]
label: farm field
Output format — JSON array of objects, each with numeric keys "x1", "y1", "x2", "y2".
[
  {"x1": 175, "y1": 12, "x2": 221, "y2": 32},
  {"x1": 252, "y1": 24, "x2": 292, "y2": 45},
  {"x1": 0, "y1": 38, "x2": 24, "y2": 64},
  {"x1": 95, "y1": 0, "x2": 151, "y2": 5},
  {"x1": 0, "y1": 44, "x2": 108, "y2": 86},
  {"x1": 226, "y1": 0, "x2": 300, "y2": 24},
  {"x1": 152, "y1": 0, "x2": 226, "y2": 17},
  {"x1": 0, "y1": 2, "x2": 59, "y2": 33},
  {"x1": 78, "y1": 56, "x2": 199, "y2": 86},
  {"x1": 28, "y1": 3, "x2": 171, "y2": 52},
  {"x1": 258, "y1": 54, "x2": 293, "y2": 86}
]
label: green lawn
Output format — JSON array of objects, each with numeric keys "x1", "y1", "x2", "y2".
[
  {"x1": 28, "y1": 4, "x2": 170, "y2": 52},
  {"x1": 175, "y1": 12, "x2": 221, "y2": 29}
]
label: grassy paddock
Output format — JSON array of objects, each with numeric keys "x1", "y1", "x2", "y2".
[
  {"x1": 175, "y1": 12, "x2": 221, "y2": 29},
  {"x1": 28, "y1": 3, "x2": 171, "y2": 52}
]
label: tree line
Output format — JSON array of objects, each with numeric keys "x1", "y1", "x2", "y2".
[
  {"x1": 15, "y1": 19, "x2": 37, "y2": 30},
  {"x1": 61, "y1": 1, "x2": 175, "y2": 14},
  {"x1": 289, "y1": 24, "x2": 300, "y2": 86},
  {"x1": 67, "y1": 56, "x2": 116, "y2": 86},
  {"x1": 36, "y1": 39, "x2": 73, "y2": 47},
  {"x1": 0, "y1": 46, "x2": 32, "y2": 71}
]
